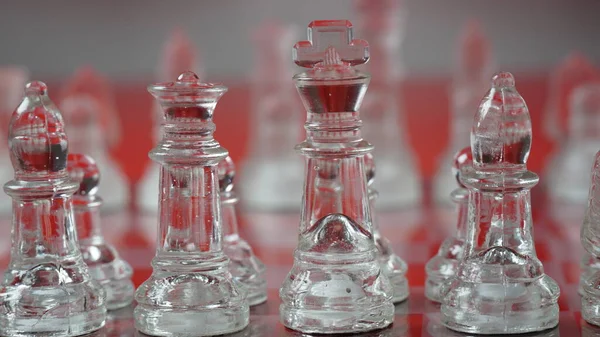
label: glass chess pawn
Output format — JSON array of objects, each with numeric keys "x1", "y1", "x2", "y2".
[
  {"x1": 67, "y1": 153, "x2": 134, "y2": 310},
  {"x1": 433, "y1": 20, "x2": 495, "y2": 206},
  {"x1": 134, "y1": 71, "x2": 249, "y2": 336},
  {"x1": 355, "y1": 0, "x2": 421, "y2": 209},
  {"x1": 0, "y1": 81, "x2": 106, "y2": 336},
  {"x1": 425, "y1": 146, "x2": 471, "y2": 302},
  {"x1": 218, "y1": 155, "x2": 267, "y2": 306},
  {"x1": 137, "y1": 28, "x2": 201, "y2": 213},
  {"x1": 239, "y1": 21, "x2": 304, "y2": 211},
  {"x1": 441, "y1": 72, "x2": 560, "y2": 334},
  {"x1": 60, "y1": 67, "x2": 129, "y2": 212},
  {"x1": 364, "y1": 152, "x2": 409, "y2": 303},
  {"x1": 279, "y1": 20, "x2": 394, "y2": 334}
]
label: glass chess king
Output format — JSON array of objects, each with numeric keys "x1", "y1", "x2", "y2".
[
  {"x1": 0, "y1": 81, "x2": 106, "y2": 336},
  {"x1": 441, "y1": 72, "x2": 560, "y2": 334},
  {"x1": 133, "y1": 71, "x2": 248, "y2": 336},
  {"x1": 279, "y1": 20, "x2": 394, "y2": 334}
]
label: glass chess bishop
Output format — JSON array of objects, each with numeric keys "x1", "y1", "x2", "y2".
[
  {"x1": 441, "y1": 72, "x2": 560, "y2": 334},
  {"x1": 279, "y1": 20, "x2": 394, "y2": 334}
]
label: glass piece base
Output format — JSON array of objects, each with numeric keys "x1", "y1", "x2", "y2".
[
  {"x1": 379, "y1": 253, "x2": 409, "y2": 303},
  {"x1": 134, "y1": 304, "x2": 249, "y2": 337},
  {"x1": 0, "y1": 306, "x2": 106, "y2": 337},
  {"x1": 279, "y1": 304, "x2": 393, "y2": 334},
  {"x1": 425, "y1": 254, "x2": 460, "y2": 303},
  {"x1": 224, "y1": 239, "x2": 267, "y2": 307},
  {"x1": 441, "y1": 276, "x2": 560, "y2": 334},
  {"x1": 102, "y1": 277, "x2": 135, "y2": 310}
]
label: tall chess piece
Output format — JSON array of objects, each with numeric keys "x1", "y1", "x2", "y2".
[
  {"x1": 434, "y1": 21, "x2": 495, "y2": 205},
  {"x1": 547, "y1": 84, "x2": 600, "y2": 204},
  {"x1": 60, "y1": 67, "x2": 128, "y2": 212},
  {"x1": 355, "y1": 0, "x2": 421, "y2": 209},
  {"x1": 137, "y1": 28, "x2": 201, "y2": 213},
  {"x1": 218, "y1": 156, "x2": 267, "y2": 306},
  {"x1": 426, "y1": 146, "x2": 471, "y2": 302},
  {"x1": 0, "y1": 66, "x2": 28, "y2": 214},
  {"x1": 134, "y1": 72, "x2": 249, "y2": 336},
  {"x1": 364, "y1": 153, "x2": 409, "y2": 303},
  {"x1": 279, "y1": 20, "x2": 394, "y2": 334},
  {"x1": 67, "y1": 153, "x2": 134, "y2": 310},
  {"x1": 441, "y1": 73, "x2": 560, "y2": 334},
  {"x1": 0, "y1": 81, "x2": 106, "y2": 336},
  {"x1": 240, "y1": 21, "x2": 303, "y2": 211}
]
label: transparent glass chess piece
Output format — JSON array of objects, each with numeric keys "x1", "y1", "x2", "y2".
[
  {"x1": 440, "y1": 72, "x2": 560, "y2": 334},
  {"x1": 218, "y1": 156, "x2": 267, "y2": 306},
  {"x1": 547, "y1": 83, "x2": 600, "y2": 204},
  {"x1": 239, "y1": 21, "x2": 304, "y2": 211},
  {"x1": 426, "y1": 146, "x2": 471, "y2": 302},
  {"x1": 364, "y1": 152, "x2": 409, "y2": 303},
  {"x1": 60, "y1": 94, "x2": 129, "y2": 212},
  {"x1": 67, "y1": 153, "x2": 134, "y2": 310},
  {"x1": 581, "y1": 150, "x2": 600, "y2": 325},
  {"x1": 137, "y1": 28, "x2": 201, "y2": 213},
  {"x1": 279, "y1": 20, "x2": 394, "y2": 334},
  {"x1": 0, "y1": 81, "x2": 106, "y2": 336},
  {"x1": 134, "y1": 71, "x2": 249, "y2": 336},
  {"x1": 0, "y1": 66, "x2": 28, "y2": 214},
  {"x1": 355, "y1": 0, "x2": 421, "y2": 209},
  {"x1": 434, "y1": 21, "x2": 495, "y2": 206}
]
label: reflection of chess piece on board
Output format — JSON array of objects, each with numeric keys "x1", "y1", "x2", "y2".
[
  {"x1": 0, "y1": 66, "x2": 28, "y2": 214},
  {"x1": 545, "y1": 55, "x2": 600, "y2": 204},
  {"x1": 0, "y1": 81, "x2": 106, "y2": 336},
  {"x1": 60, "y1": 67, "x2": 129, "y2": 212},
  {"x1": 279, "y1": 20, "x2": 394, "y2": 334},
  {"x1": 441, "y1": 73, "x2": 559, "y2": 334},
  {"x1": 137, "y1": 28, "x2": 201, "y2": 213},
  {"x1": 239, "y1": 21, "x2": 303, "y2": 211},
  {"x1": 67, "y1": 153, "x2": 134, "y2": 310},
  {"x1": 355, "y1": 0, "x2": 421, "y2": 209},
  {"x1": 434, "y1": 20, "x2": 495, "y2": 206}
]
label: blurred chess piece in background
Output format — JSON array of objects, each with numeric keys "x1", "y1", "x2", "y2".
[
  {"x1": 60, "y1": 66, "x2": 129, "y2": 212},
  {"x1": 355, "y1": 0, "x2": 421, "y2": 209},
  {"x1": 545, "y1": 52, "x2": 600, "y2": 206},
  {"x1": 433, "y1": 20, "x2": 495, "y2": 206},
  {"x1": 137, "y1": 28, "x2": 201, "y2": 213},
  {"x1": 239, "y1": 20, "x2": 303, "y2": 212},
  {"x1": 0, "y1": 66, "x2": 28, "y2": 215}
]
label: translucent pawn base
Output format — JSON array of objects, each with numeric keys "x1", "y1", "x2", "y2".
[
  {"x1": 280, "y1": 256, "x2": 394, "y2": 334},
  {"x1": 240, "y1": 158, "x2": 304, "y2": 211},
  {"x1": 376, "y1": 234, "x2": 409, "y2": 303},
  {"x1": 425, "y1": 237, "x2": 463, "y2": 303},
  {"x1": 441, "y1": 275, "x2": 560, "y2": 334},
  {"x1": 373, "y1": 156, "x2": 421, "y2": 210},
  {"x1": 580, "y1": 252, "x2": 600, "y2": 295},
  {"x1": 224, "y1": 237, "x2": 268, "y2": 306},
  {"x1": 134, "y1": 255, "x2": 248, "y2": 337},
  {"x1": 582, "y1": 270, "x2": 600, "y2": 326}
]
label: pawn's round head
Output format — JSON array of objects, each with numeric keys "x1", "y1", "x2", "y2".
[
  {"x1": 452, "y1": 146, "x2": 473, "y2": 187},
  {"x1": 364, "y1": 153, "x2": 375, "y2": 187},
  {"x1": 67, "y1": 153, "x2": 100, "y2": 196},
  {"x1": 9, "y1": 81, "x2": 69, "y2": 177},
  {"x1": 217, "y1": 155, "x2": 235, "y2": 193}
]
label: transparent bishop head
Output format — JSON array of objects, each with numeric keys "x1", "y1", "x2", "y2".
[
  {"x1": 218, "y1": 155, "x2": 267, "y2": 306},
  {"x1": 0, "y1": 81, "x2": 106, "y2": 336},
  {"x1": 67, "y1": 153, "x2": 134, "y2": 310},
  {"x1": 279, "y1": 20, "x2": 394, "y2": 334},
  {"x1": 133, "y1": 71, "x2": 249, "y2": 336},
  {"x1": 426, "y1": 146, "x2": 471, "y2": 303},
  {"x1": 547, "y1": 83, "x2": 600, "y2": 204},
  {"x1": 581, "y1": 149, "x2": 600, "y2": 325},
  {"x1": 440, "y1": 72, "x2": 560, "y2": 334},
  {"x1": 364, "y1": 152, "x2": 409, "y2": 303},
  {"x1": 434, "y1": 20, "x2": 495, "y2": 205},
  {"x1": 354, "y1": 0, "x2": 421, "y2": 210}
]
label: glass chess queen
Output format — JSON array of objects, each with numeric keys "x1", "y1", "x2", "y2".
[
  {"x1": 279, "y1": 20, "x2": 394, "y2": 334},
  {"x1": 441, "y1": 72, "x2": 560, "y2": 334},
  {"x1": 0, "y1": 81, "x2": 106, "y2": 336}
]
